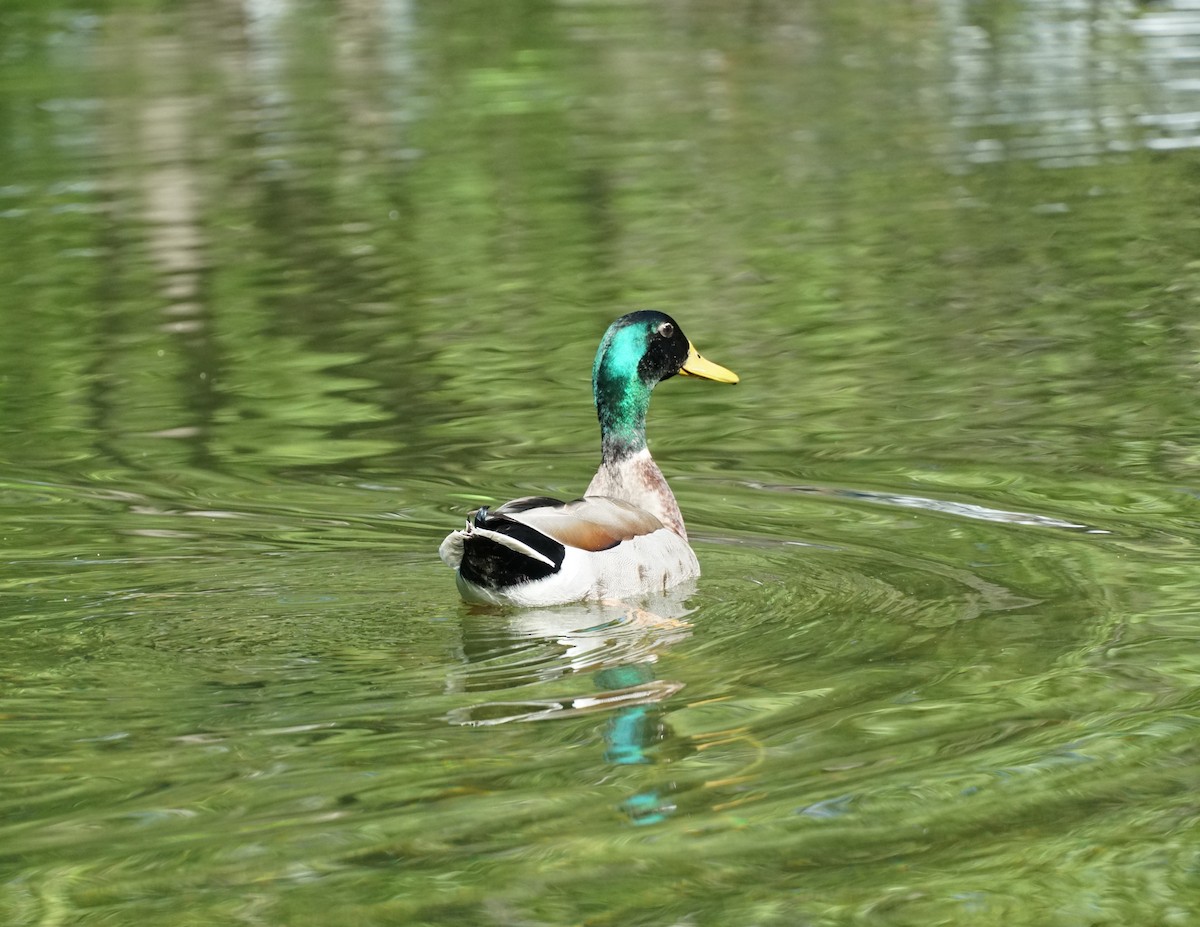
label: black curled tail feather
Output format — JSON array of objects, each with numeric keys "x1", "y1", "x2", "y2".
[{"x1": 458, "y1": 510, "x2": 566, "y2": 591}]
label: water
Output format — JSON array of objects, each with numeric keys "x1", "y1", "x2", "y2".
[{"x1": 4, "y1": 1, "x2": 1200, "y2": 923}]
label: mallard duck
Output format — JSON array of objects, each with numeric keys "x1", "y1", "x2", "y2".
[{"x1": 439, "y1": 310, "x2": 738, "y2": 607}]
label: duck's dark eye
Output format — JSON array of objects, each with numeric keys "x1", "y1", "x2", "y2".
[{"x1": 658, "y1": 322, "x2": 675, "y2": 339}]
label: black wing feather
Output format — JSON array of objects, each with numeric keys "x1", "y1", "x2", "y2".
[{"x1": 459, "y1": 505, "x2": 567, "y2": 591}]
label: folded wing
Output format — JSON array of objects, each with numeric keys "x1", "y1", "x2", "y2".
[
  {"x1": 499, "y1": 496, "x2": 664, "y2": 551},
  {"x1": 440, "y1": 495, "x2": 667, "y2": 596}
]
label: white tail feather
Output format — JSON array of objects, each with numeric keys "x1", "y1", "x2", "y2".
[
  {"x1": 438, "y1": 530, "x2": 465, "y2": 568},
  {"x1": 469, "y1": 526, "x2": 556, "y2": 567}
]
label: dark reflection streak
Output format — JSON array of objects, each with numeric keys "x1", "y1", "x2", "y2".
[
  {"x1": 54, "y1": 21, "x2": 134, "y2": 486},
  {"x1": 82, "y1": 195, "x2": 134, "y2": 479},
  {"x1": 576, "y1": 166, "x2": 621, "y2": 308}
]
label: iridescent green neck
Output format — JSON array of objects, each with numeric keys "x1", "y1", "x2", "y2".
[{"x1": 593, "y1": 326, "x2": 652, "y2": 462}]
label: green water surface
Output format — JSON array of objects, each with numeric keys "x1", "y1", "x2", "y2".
[{"x1": 4, "y1": 1, "x2": 1200, "y2": 924}]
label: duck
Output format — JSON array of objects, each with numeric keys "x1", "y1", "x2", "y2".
[{"x1": 439, "y1": 310, "x2": 738, "y2": 607}]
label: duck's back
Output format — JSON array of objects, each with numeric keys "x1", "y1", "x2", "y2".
[{"x1": 439, "y1": 494, "x2": 698, "y2": 607}]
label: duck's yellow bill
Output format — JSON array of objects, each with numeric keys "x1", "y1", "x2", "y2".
[{"x1": 680, "y1": 343, "x2": 739, "y2": 384}]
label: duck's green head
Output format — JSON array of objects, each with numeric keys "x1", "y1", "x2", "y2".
[{"x1": 593, "y1": 310, "x2": 738, "y2": 460}]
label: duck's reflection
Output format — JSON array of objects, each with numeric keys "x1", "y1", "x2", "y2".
[{"x1": 445, "y1": 586, "x2": 695, "y2": 824}]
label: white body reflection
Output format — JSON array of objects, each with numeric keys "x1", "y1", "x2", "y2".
[{"x1": 445, "y1": 585, "x2": 696, "y2": 727}]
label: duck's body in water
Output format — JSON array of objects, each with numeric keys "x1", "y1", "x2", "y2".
[{"x1": 439, "y1": 311, "x2": 738, "y2": 607}]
